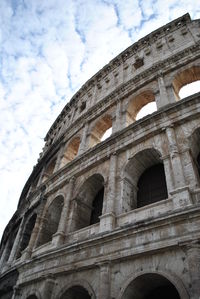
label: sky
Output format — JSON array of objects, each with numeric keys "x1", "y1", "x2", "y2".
[{"x1": 0, "y1": 0, "x2": 200, "y2": 240}]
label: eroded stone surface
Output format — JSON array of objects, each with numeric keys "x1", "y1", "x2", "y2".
[{"x1": 1, "y1": 13, "x2": 200, "y2": 299}]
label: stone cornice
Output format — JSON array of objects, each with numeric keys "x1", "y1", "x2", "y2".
[
  {"x1": 44, "y1": 14, "x2": 194, "y2": 142},
  {"x1": 7, "y1": 203, "x2": 200, "y2": 285},
  {"x1": 28, "y1": 93, "x2": 200, "y2": 205},
  {"x1": 44, "y1": 38, "x2": 200, "y2": 153}
]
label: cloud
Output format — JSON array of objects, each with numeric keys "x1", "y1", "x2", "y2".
[{"x1": 0, "y1": 0, "x2": 200, "y2": 240}]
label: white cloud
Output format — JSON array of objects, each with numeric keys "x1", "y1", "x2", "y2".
[{"x1": 0, "y1": 0, "x2": 200, "y2": 241}]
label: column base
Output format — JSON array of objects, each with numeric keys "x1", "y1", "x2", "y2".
[
  {"x1": 170, "y1": 186, "x2": 193, "y2": 209},
  {"x1": 99, "y1": 212, "x2": 116, "y2": 233},
  {"x1": 52, "y1": 231, "x2": 65, "y2": 246}
]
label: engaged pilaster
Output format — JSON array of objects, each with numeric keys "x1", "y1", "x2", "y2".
[
  {"x1": 185, "y1": 241, "x2": 200, "y2": 299},
  {"x1": 165, "y1": 126, "x2": 192, "y2": 208},
  {"x1": 78, "y1": 122, "x2": 89, "y2": 155},
  {"x1": 100, "y1": 153, "x2": 117, "y2": 232},
  {"x1": 98, "y1": 262, "x2": 111, "y2": 299},
  {"x1": 156, "y1": 72, "x2": 175, "y2": 108}
]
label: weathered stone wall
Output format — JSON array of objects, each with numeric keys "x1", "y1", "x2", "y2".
[{"x1": 1, "y1": 13, "x2": 200, "y2": 299}]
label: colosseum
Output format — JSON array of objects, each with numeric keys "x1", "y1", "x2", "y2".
[{"x1": 0, "y1": 13, "x2": 200, "y2": 299}]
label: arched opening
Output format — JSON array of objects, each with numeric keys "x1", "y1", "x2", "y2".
[
  {"x1": 137, "y1": 164, "x2": 168, "y2": 208},
  {"x1": 36, "y1": 196, "x2": 64, "y2": 247},
  {"x1": 60, "y1": 137, "x2": 80, "y2": 167},
  {"x1": 0, "y1": 269, "x2": 19, "y2": 299},
  {"x1": 16, "y1": 214, "x2": 37, "y2": 258},
  {"x1": 122, "y1": 149, "x2": 168, "y2": 212},
  {"x1": 2, "y1": 221, "x2": 20, "y2": 263},
  {"x1": 173, "y1": 66, "x2": 200, "y2": 100},
  {"x1": 60, "y1": 285, "x2": 91, "y2": 299},
  {"x1": 101, "y1": 127, "x2": 112, "y2": 141},
  {"x1": 121, "y1": 273, "x2": 180, "y2": 299},
  {"x1": 127, "y1": 91, "x2": 156, "y2": 125},
  {"x1": 190, "y1": 127, "x2": 200, "y2": 179},
  {"x1": 179, "y1": 81, "x2": 200, "y2": 99},
  {"x1": 90, "y1": 187, "x2": 104, "y2": 225},
  {"x1": 73, "y1": 174, "x2": 104, "y2": 230},
  {"x1": 89, "y1": 115, "x2": 112, "y2": 147},
  {"x1": 27, "y1": 296, "x2": 38, "y2": 299},
  {"x1": 42, "y1": 158, "x2": 56, "y2": 182},
  {"x1": 136, "y1": 102, "x2": 157, "y2": 120}
]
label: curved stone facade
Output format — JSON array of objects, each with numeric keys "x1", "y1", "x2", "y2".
[{"x1": 0, "y1": 13, "x2": 200, "y2": 299}]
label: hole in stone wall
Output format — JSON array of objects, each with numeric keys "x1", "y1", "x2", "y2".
[
  {"x1": 127, "y1": 91, "x2": 156, "y2": 125},
  {"x1": 60, "y1": 286, "x2": 91, "y2": 299},
  {"x1": 16, "y1": 214, "x2": 37, "y2": 259},
  {"x1": 27, "y1": 295, "x2": 38, "y2": 299},
  {"x1": 137, "y1": 164, "x2": 168, "y2": 208},
  {"x1": 173, "y1": 66, "x2": 200, "y2": 100},
  {"x1": 73, "y1": 174, "x2": 104, "y2": 230},
  {"x1": 60, "y1": 137, "x2": 80, "y2": 167},
  {"x1": 179, "y1": 80, "x2": 200, "y2": 99},
  {"x1": 90, "y1": 187, "x2": 104, "y2": 225},
  {"x1": 122, "y1": 148, "x2": 167, "y2": 212},
  {"x1": 136, "y1": 102, "x2": 157, "y2": 120},
  {"x1": 42, "y1": 158, "x2": 56, "y2": 182},
  {"x1": 189, "y1": 127, "x2": 200, "y2": 181},
  {"x1": 121, "y1": 273, "x2": 180, "y2": 299},
  {"x1": 101, "y1": 127, "x2": 112, "y2": 141},
  {"x1": 2, "y1": 222, "x2": 20, "y2": 263},
  {"x1": 89, "y1": 115, "x2": 112, "y2": 147},
  {"x1": 36, "y1": 196, "x2": 64, "y2": 247}
]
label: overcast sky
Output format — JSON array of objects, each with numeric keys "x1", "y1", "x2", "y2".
[{"x1": 0, "y1": 0, "x2": 200, "y2": 240}]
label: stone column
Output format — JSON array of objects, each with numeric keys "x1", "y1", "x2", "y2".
[
  {"x1": 98, "y1": 263, "x2": 111, "y2": 299},
  {"x1": 7, "y1": 217, "x2": 25, "y2": 264},
  {"x1": 69, "y1": 106, "x2": 76, "y2": 126},
  {"x1": 54, "y1": 144, "x2": 65, "y2": 172},
  {"x1": 162, "y1": 155, "x2": 174, "y2": 195},
  {"x1": 166, "y1": 126, "x2": 185, "y2": 188},
  {"x1": 100, "y1": 153, "x2": 117, "y2": 232},
  {"x1": 166, "y1": 126, "x2": 192, "y2": 208},
  {"x1": 78, "y1": 122, "x2": 89, "y2": 155},
  {"x1": 112, "y1": 100, "x2": 122, "y2": 133},
  {"x1": 0, "y1": 240, "x2": 10, "y2": 271},
  {"x1": 42, "y1": 276, "x2": 56, "y2": 299},
  {"x1": 157, "y1": 72, "x2": 174, "y2": 108},
  {"x1": 52, "y1": 177, "x2": 75, "y2": 246},
  {"x1": 181, "y1": 148, "x2": 200, "y2": 188},
  {"x1": 186, "y1": 242, "x2": 200, "y2": 299},
  {"x1": 11, "y1": 285, "x2": 21, "y2": 299}
]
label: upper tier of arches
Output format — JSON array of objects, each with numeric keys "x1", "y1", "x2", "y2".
[
  {"x1": 43, "y1": 14, "x2": 199, "y2": 150},
  {"x1": 15, "y1": 13, "x2": 200, "y2": 214}
]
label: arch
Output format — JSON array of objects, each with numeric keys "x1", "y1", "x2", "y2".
[
  {"x1": 60, "y1": 285, "x2": 91, "y2": 299},
  {"x1": 118, "y1": 271, "x2": 189, "y2": 299},
  {"x1": 25, "y1": 289, "x2": 42, "y2": 299},
  {"x1": 172, "y1": 65, "x2": 200, "y2": 100},
  {"x1": 72, "y1": 174, "x2": 104, "y2": 231},
  {"x1": 36, "y1": 195, "x2": 64, "y2": 247},
  {"x1": 42, "y1": 158, "x2": 57, "y2": 182},
  {"x1": 189, "y1": 126, "x2": 200, "y2": 178},
  {"x1": 122, "y1": 148, "x2": 167, "y2": 212},
  {"x1": 17, "y1": 213, "x2": 37, "y2": 258},
  {"x1": 2, "y1": 221, "x2": 21, "y2": 263},
  {"x1": 126, "y1": 90, "x2": 156, "y2": 126},
  {"x1": 58, "y1": 280, "x2": 96, "y2": 299},
  {"x1": 89, "y1": 115, "x2": 112, "y2": 147},
  {"x1": 60, "y1": 136, "x2": 81, "y2": 166}
]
